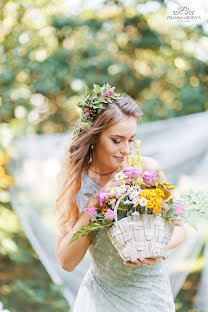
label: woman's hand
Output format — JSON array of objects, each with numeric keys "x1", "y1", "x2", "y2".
[
  {"x1": 123, "y1": 258, "x2": 158, "y2": 267},
  {"x1": 123, "y1": 255, "x2": 168, "y2": 266},
  {"x1": 101, "y1": 177, "x2": 131, "y2": 193},
  {"x1": 88, "y1": 176, "x2": 131, "y2": 206}
]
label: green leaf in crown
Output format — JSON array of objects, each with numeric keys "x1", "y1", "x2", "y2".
[{"x1": 73, "y1": 84, "x2": 126, "y2": 137}]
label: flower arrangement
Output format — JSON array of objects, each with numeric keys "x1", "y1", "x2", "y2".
[
  {"x1": 67, "y1": 139, "x2": 208, "y2": 259},
  {"x1": 73, "y1": 84, "x2": 125, "y2": 137}
]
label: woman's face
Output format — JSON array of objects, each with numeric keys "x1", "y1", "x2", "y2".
[{"x1": 92, "y1": 116, "x2": 137, "y2": 170}]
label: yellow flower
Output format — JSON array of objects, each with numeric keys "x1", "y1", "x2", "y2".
[
  {"x1": 0, "y1": 153, "x2": 9, "y2": 166},
  {"x1": 139, "y1": 188, "x2": 164, "y2": 214},
  {"x1": 123, "y1": 139, "x2": 142, "y2": 168},
  {"x1": 0, "y1": 166, "x2": 6, "y2": 177},
  {"x1": 0, "y1": 175, "x2": 14, "y2": 188},
  {"x1": 101, "y1": 207, "x2": 107, "y2": 215}
]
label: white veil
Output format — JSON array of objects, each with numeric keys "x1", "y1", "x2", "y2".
[{"x1": 8, "y1": 110, "x2": 208, "y2": 310}]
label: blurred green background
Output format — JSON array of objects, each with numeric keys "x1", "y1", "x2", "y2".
[{"x1": 0, "y1": 0, "x2": 207, "y2": 311}]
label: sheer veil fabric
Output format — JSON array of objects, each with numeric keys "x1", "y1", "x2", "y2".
[{"x1": 8, "y1": 111, "x2": 208, "y2": 310}]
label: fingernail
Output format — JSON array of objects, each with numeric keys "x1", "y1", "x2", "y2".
[
  {"x1": 139, "y1": 258, "x2": 145, "y2": 262},
  {"x1": 131, "y1": 258, "x2": 139, "y2": 263}
]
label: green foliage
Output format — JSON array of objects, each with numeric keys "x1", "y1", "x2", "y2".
[
  {"x1": 73, "y1": 83, "x2": 125, "y2": 136},
  {"x1": 0, "y1": 1, "x2": 207, "y2": 135},
  {"x1": 68, "y1": 219, "x2": 113, "y2": 246}
]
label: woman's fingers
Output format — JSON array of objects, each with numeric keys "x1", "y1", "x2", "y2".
[
  {"x1": 123, "y1": 257, "x2": 158, "y2": 267},
  {"x1": 139, "y1": 258, "x2": 158, "y2": 265},
  {"x1": 123, "y1": 260, "x2": 143, "y2": 266}
]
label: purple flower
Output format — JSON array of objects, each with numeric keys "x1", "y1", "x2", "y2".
[
  {"x1": 83, "y1": 107, "x2": 93, "y2": 118},
  {"x1": 101, "y1": 87, "x2": 115, "y2": 98},
  {"x1": 142, "y1": 171, "x2": 158, "y2": 185},
  {"x1": 104, "y1": 208, "x2": 115, "y2": 221},
  {"x1": 84, "y1": 207, "x2": 98, "y2": 217},
  {"x1": 97, "y1": 189, "x2": 108, "y2": 206},
  {"x1": 173, "y1": 203, "x2": 185, "y2": 217},
  {"x1": 122, "y1": 166, "x2": 142, "y2": 178}
]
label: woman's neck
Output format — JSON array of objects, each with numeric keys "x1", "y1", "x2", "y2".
[{"x1": 86, "y1": 166, "x2": 121, "y2": 187}]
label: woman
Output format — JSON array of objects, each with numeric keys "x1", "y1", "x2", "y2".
[{"x1": 55, "y1": 84, "x2": 185, "y2": 312}]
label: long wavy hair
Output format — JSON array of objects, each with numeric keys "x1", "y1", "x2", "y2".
[{"x1": 55, "y1": 94, "x2": 143, "y2": 234}]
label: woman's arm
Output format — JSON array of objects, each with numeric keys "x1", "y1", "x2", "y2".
[
  {"x1": 167, "y1": 220, "x2": 186, "y2": 251},
  {"x1": 55, "y1": 196, "x2": 98, "y2": 272},
  {"x1": 141, "y1": 156, "x2": 186, "y2": 251}
]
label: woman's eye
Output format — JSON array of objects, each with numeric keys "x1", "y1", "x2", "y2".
[
  {"x1": 112, "y1": 139, "x2": 135, "y2": 144},
  {"x1": 112, "y1": 139, "x2": 120, "y2": 144}
]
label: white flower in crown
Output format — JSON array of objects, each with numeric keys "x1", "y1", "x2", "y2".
[
  {"x1": 139, "y1": 197, "x2": 148, "y2": 207},
  {"x1": 115, "y1": 171, "x2": 126, "y2": 181}
]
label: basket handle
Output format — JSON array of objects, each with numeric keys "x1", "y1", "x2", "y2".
[{"x1": 114, "y1": 193, "x2": 127, "y2": 225}]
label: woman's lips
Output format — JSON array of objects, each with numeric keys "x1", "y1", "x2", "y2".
[{"x1": 114, "y1": 157, "x2": 125, "y2": 162}]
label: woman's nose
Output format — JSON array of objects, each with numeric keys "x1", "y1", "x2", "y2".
[{"x1": 120, "y1": 143, "x2": 131, "y2": 155}]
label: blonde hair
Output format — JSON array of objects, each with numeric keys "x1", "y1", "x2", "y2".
[{"x1": 55, "y1": 95, "x2": 143, "y2": 234}]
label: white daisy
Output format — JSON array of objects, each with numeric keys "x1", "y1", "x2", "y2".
[
  {"x1": 109, "y1": 186, "x2": 125, "y2": 197},
  {"x1": 124, "y1": 199, "x2": 134, "y2": 205},
  {"x1": 109, "y1": 186, "x2": 119, "y2": 197},
  {"x1": 114, "y1": 171, "x2": 126, "y2": 181},
  {"x1": 129, "y1": 190, "x2": 140, "y2": 200},
  {"x1": 133, "y1": 198, "x2": 141, "y2": 207},
  {"x1": 139, "y1": 197, "x2": 147, "y2": 207},
  {"x1": 119, "y1": 180, "x2": 126, "y2": 187}
]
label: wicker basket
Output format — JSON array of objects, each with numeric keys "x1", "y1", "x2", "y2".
[{"x1": 107, "y1": 195, "x2": 175, "y2": 261}]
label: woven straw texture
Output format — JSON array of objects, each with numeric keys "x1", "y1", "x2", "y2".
[{"x1": 107, "y1": 214, "x2": 175, "y2": 261}]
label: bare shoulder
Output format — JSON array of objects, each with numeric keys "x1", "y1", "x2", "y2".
[{"x1": 141, "y1": 156, "x2": 160, "y2": 172}]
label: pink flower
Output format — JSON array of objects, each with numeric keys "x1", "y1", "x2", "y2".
[
  {"x1": 104, "y1": 208, "x2": 115, "y2": 221},
  {"x1": 173, "y1": 203, "x2": 185, "y2": 217},
  {"x1": 83, "y1": 107, "x2": 93, "y2": 118},
  {"x1": 101, "y1": 87, "x2": 115, "y2": 98},
  {"x1": 97, "y1": 189, "x2": 108, "y2": 206},
  {"x1": 142, "y1": 171, "x2": 158, "y2": 185},
  {"x1": 84, "y1": 207, "x2": 98, "y2": 217},
  {"x1": 123, "y1": 166, "x2": 142, "y2": 178}
]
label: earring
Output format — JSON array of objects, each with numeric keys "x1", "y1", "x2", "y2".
[{"x1": 91, "y1": 143, "x2": 94, "y2": 149}]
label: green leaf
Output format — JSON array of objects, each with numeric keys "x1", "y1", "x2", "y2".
[
  {"x1": 166, "y1": 207, "x2": 174, "y2": 216},
  {"x1": 97, "y1": 213, "x2": 103, "y2": 218},
  {"x1": 84, "y1": 192, "x2": 93, "y2": 197}
]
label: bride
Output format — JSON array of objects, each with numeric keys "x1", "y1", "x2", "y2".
[{"x1": 55, "y1": 84, "x2": 185, "y2": 311}]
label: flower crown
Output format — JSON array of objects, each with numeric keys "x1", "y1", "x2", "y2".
[{"x1": 72, "y1": 84, "x2": 126, "y2": 137}]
